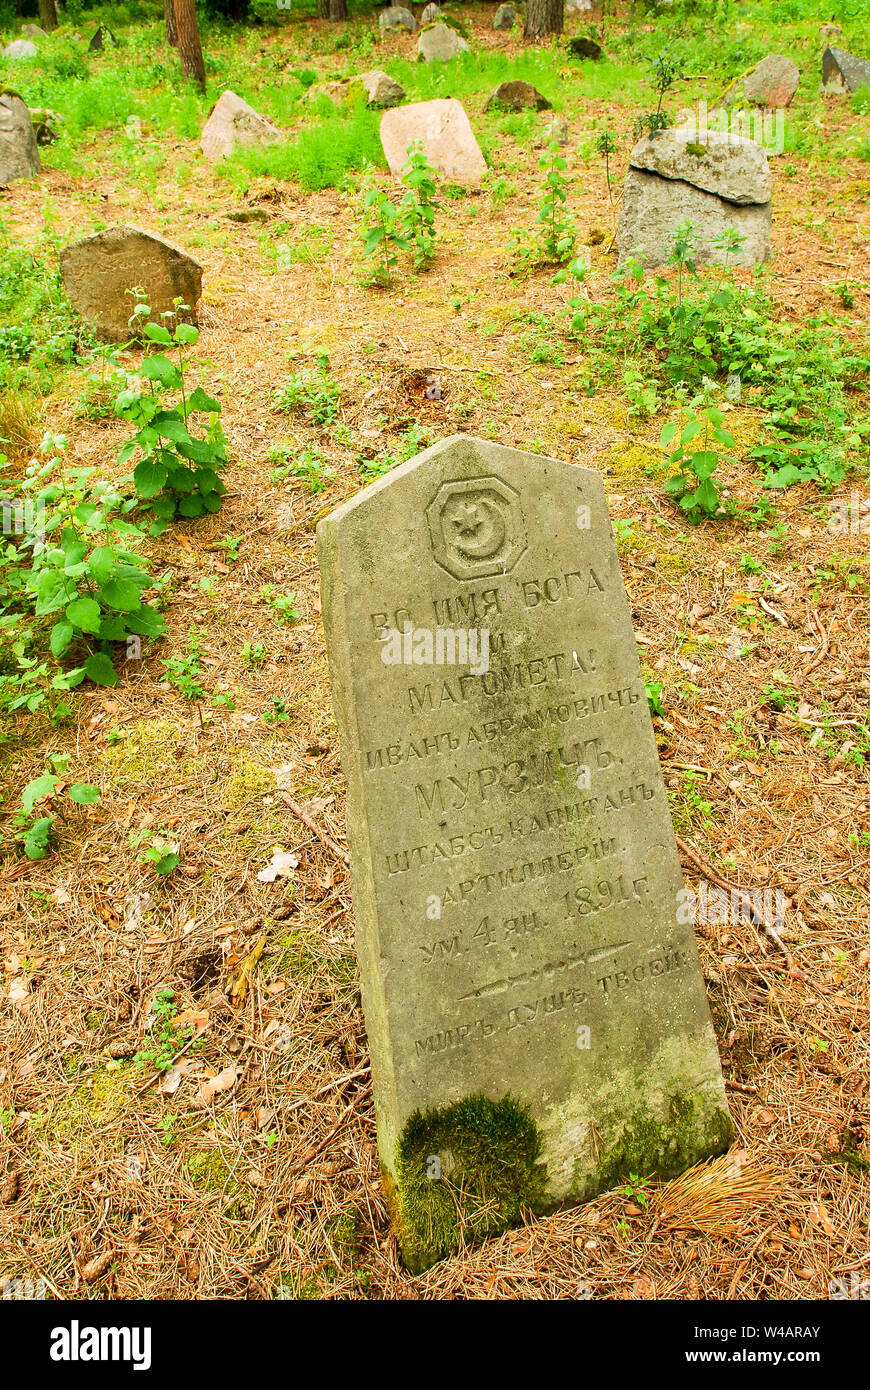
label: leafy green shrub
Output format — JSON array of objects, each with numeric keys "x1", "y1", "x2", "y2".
[{"x1": 662, "y1": 400, "x2": 734, "y2": 522}]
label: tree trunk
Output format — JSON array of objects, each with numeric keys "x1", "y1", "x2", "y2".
[
  {"x1": 316, "y1": 0, "x2": 329, "y2": 15},
  {"x1": 524, "y1": 0, "x2": 563, "y2": 40},
  {"x1": 328, "y1": 0, "x2": 348, "y2": 18},
  {"x1": 37, "y1": 0, "x2": 58, "y2": 32},
  {"x1": 173, "y1": 0, "x2": 206, "y2": 92},
  {"x1": 164, "y1": 0, "x2": 178, "y2": 47}
]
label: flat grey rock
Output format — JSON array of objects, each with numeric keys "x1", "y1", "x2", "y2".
[
  {"x1": 493, "y1": 3, "x2": 518, "y2": 28},
  {"x1": 735, "y1": 53, "x2": 799, "y2": 108},
  {"x1": 417, "y1": 21, "x2": 470, "y2": 63},
  {"x1": 200, "y1": 90, "x2": 282, "y2": 161},
  {"x1": 381, "y1": 98, "x2": 485, "y2": 183},
  {"x1": 0, "y1": 91, "x2": 41, "y2": 187},
  {"x1": 618, "y1": 167, "x2": 771, "y2": 270},
  {"x1": 318, "y1": 433, "x2": 733, "y2": 1271},
  {"x1": 629, "y1": 128, "x2": 772, "y2": 206},
  {"x1": 379, "y1": 6, "x2": 417, "y2": 31},
  {"x1": 60, "y1": 225, "x2": 203, "y2": 343},
  {"x1": 822, "y1": 46, "x2": 870, "y2": 94},
  {"x1": 3, "y1": 39, "x2": 38, "y2": 59}
]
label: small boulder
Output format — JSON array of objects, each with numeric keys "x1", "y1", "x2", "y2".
[
  {"x1": 485, "y1": 80, "x2": 551, "y2": 113},
  {"x1": 379, "y1": 7, "x2": 417, "y2": 31},
  {"x1": 735, "y1": 54, "x2": 800, "y2": 108},
  {"x1": 417, "y1": 21, "x2": 469, "y2": 62},
  {"x1": 567, "y1": 36, "x2": 603, "y2": 60},
  {"x1": 565, "y1": 0, "x2": 593, "y2": 10},
  {"x1": 60, "y1": 226, "x2": 203, "y2": 343},
  {"x1": 361, "y1": 68, "x2": 406, "y2": 108},
  {"x1": 818, "y1": 24, "x2": 842, "y2": 38},
  {"x1": 822, "y1": 46, "x2": 870, "y2": 95},
  {"x1": 380, "y1": 97, "x2": 486, "y2": 183},
  {"x1": 200, "y1": 90, "x2": 282, "y2": 161},
  {"x1": 421, "y1": 2, "x2": 440, "y2": 22},
  {"x1": 493, "y1": 3, "x2": 518, "y2": 29},
  {"x1": 0, "y1": 91, "x2": 41, "y2": 188},
  {"x1": 3, "y1": 39, "x2": 38, "y2": 59},
  {"x1": 20, "y1": 24, "x2": 47, "y2": 38}
]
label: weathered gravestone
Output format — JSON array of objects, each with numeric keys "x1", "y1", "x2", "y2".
[
  {"x1": 822, "y1": 46, "x2": 870, "y2": 95},
  {"x1": 618, "y1": 128, "x2": 772, "y2": 270},
  {"x1": 381, "y1": 98, "x2": 486, "y2": 184},
  {"x1": 60, "y1": 225, "x2": 203, "y2": 342},
  {"x1": 200, "y1": 90, "x2": 281, "y2": 161},
  {"x1": 0, "y1": 91, "x2": 41, "y2": 188},
  {"x1": 318, "y1": 435, "x2": 733, "y2": 1271}
]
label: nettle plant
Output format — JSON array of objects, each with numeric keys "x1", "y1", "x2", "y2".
[
  {"x1": 398, "y1": 143, "x2": 439, "y2": 272},
  {"x1": 114, "y1": 301, "x2": 229, "y2": 533},
  {"x1": 662, "y1": 393, "x2": 736, "y2": 523},
  {"x1": 8, "y1": 754, "x2": 100, "y2": 859},
  {"x1": 359, "y1": 175, "x2": 408, "y2": 287},
  {"x1": 513, "y1": 141, "x2": 577, "y2": 268},
  {"x1": 2, "y1": 433, "x2": 165, "y2": 694}
]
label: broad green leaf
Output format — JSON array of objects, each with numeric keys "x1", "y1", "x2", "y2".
[
  {"x1": 141, "y1": 355, "x2": 182, "y2": 389},
  {"x1": 22, "y1": 775, "x2": 59, "y2": 812},
  {"x1": 144, "y1": 324, "x2": 173, "y2": 345},
  {"x1": 23, "y1": 816, "x2": 52, "y2": 859},
  {"x1": 66, "y1": 596, "x2": 102, "y2": 634},
  {"x1": 99, "y1": 577, "x2": 145, "y2": 611},
  {"x1": 133, "y1": 458, "x2": 169, "y2": 499},
  {"x1": 84, "y1": 652, "x2": 119, "y2": 686},
  {"x1": 50, "y1": 620, "x2": 74, "y2": 657},
  {"x1": 188, "y1": 387, "x2": 221, "y2": 413},
  {"x1": 69, "y1": 783, "x2": 101, "y2": 804}
]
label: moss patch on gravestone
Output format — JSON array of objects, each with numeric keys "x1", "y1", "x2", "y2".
[
  {"x1": 579, "y1": 1088, "x2": 734, "y2": 1198},
  {"x1": 391, "y1": 1094, "x2": 547, "y2": 1273}
]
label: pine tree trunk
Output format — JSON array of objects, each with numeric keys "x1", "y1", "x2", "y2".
[
  {"x1": 524, "y1": 0, "x2": 563, "y2": 40},
  {"x1": 173, "y1": 0, "x2": 206, "y2": 92},
  {"x1": 316, "y1": 0, "x2": 329, "y2": 15},
  {"x1": 165, "y1": 0, "x2": 178, "y2": 47},
  {"x1": 328, "y1": 0, "x2": 348, "y2": 18},
  {"x1": 37, "y1": 0, "x2": 58, "y2": 32}
]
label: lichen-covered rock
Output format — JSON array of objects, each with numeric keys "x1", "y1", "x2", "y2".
[
  {"x1": 618, "y1": 166, "x2": 771, "y2": 270},
  {"x1": 361, "y1": 68, "x2": 406, "y2": 108},
  {"x1": 822, "y1": 46, "x2": 870, "y2": 95},
  {"x1": 0, "y1": 91, "x2": 40, "y2": 188},
  {"x1": 420, "y1": 2, "x2": 440, "y2": 22},
  {"x1": 734, "y1": 53, "x2": 800, "y2": 108},
  {"x1": 60, "y1": 225, "x2": 203, "y2": 342},
  {"x1": 380, "y1": 97, "x2": 485, "y2": 183},
  {"x1": 200, "y1": 90, "x2": 282, "y2": 161},
  {"x1": 3, "y1": 39, "x2": 38, "y2": 59},
  {"x1": 493, "y1": 3, "x2": 518, "y2": 28},
  {"x1": 567, "y1": 35, "x2": 603, "y2": 59},
  {"x1": 417, "y1": 21, "x2": 469, "y2": 63},
  {"x1": 379, "y1": 6, "x2": 417, "y2": 31},
  {"x1": 629, "y1": 128, "x2": 772, "y2": 206},
  {"x1": 484, "y1": 80, "x2": 552, "y2": 113}
]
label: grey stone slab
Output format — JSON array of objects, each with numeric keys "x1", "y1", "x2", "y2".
[
  {"x1": 60, "y1": 225, "x2": 202, "y2": 342},
  {"x1": 618, "y1": 167, "x2": 771, "y2": 270},
  {"x1": 317, "y1": 434, "x2": 732, "y2": 1271},
  {"x1": 822, "y1": 45, "x2": 870, "y2": 94},
  {"x1": 629, "y1": 129, "x2": 772, "y2": 206}
]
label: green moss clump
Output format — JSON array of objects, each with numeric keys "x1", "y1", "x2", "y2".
[
  {"x1": 392, "y1": 1094, "x2": 547, "y2": 1274},
  {"x1": 585, "y1": 1090, "x2": 733, "y2": 1198}
]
